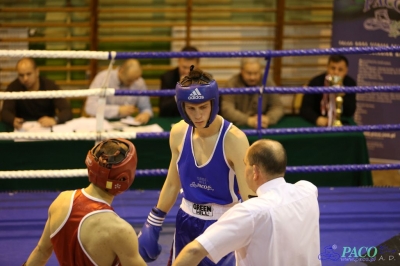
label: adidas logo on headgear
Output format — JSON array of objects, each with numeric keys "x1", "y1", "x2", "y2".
[{"x1": 188, "y1": 88, "x2": 205, "y2": 100}]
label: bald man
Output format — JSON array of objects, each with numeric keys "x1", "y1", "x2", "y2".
[
  {"x1": 1, "y1": 58, "x2": 72, "y2": 129},
  {"x1": 85, "y1": 59, "x2": 153, "y2": 123},
  {"x1": 173, "y1": 139, "x2": 321, "y2": 266},
  {"x1": 221, "y1": 58, "x2": 284, "y2": 129}
]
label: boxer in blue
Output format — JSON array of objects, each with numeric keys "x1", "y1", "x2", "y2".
[{"x1": 138, "y1": 66, "x2": 253, "y2": 266}]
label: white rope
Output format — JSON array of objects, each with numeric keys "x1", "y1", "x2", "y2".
[
  {"x1": 109, "y1": 51, "x2": 117, "y2": 60},
  {"x1": 0, "y1": 169, "x2": 87, "y2": 179},
  {"x1": 0, "y1": 50, "x2": 109, "y2": 60},
  {"x1": 0, "y1": 88, "x2": 115, "y2": 100},
  {"x1": 0, "y1": 131, "x2": 137, "y2": 140}
]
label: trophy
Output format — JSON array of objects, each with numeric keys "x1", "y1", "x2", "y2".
[
  {"x1": 333, "y1": 95, "x2": 344, "y2": 127},
  {"x1": 325, "y1": 75, "x2": 344, "y2": 127}
]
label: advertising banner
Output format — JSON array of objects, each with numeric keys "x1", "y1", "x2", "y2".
[{"x1": 331, "y1": 0, "x2": 400, "y2": 162}]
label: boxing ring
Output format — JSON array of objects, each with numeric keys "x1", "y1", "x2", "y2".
[{"x1": 1, "y1": 46, "x2": 400, "y2": 265}]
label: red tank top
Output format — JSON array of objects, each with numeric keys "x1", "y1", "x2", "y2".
[{"x1": 50, "y1": 189, "x2": 120, "y2": 266}]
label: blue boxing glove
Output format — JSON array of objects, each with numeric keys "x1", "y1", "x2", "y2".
[{"x1": 138, "y1": 206, "x2": 167, "y2": 262}]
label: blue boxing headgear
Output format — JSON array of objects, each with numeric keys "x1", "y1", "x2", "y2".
[{"x1": 176, "y1": 67, "x2": 219, "y2": 128}]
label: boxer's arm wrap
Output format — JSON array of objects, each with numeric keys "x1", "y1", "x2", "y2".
[
  {"x1": 147, "y1": 207, "x2": 167, "y2": 226},
  {"x1": 138, "y1": 207, "x2": 167, "y2": 262}
]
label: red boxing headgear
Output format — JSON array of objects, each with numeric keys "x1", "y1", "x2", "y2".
[{"x1": 85, "y1": 138, "x2": 137, "y2": 195}]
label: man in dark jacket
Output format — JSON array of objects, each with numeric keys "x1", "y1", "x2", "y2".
[
  {"x1": 158, "y1": 46, "x2": 199, "y2": 117},
  {"x1": 300, "y1": 55, "x2": 356, "y2": 127},
  {"x1": 1, "y1": 57, "x2": 72, "y2": 129}
]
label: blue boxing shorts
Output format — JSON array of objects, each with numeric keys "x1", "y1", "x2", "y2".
[{"x1": 168, "y1": 198, "x2": 236, "y2": 266}]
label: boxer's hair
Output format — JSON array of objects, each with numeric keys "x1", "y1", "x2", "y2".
[
  {"x1": 180, "y1": 66, "x2": 213, "y2": 86},
  {"x1": 328, "y1": 55, "x2": 349, "y2": 67},
  {"x1": 247, "y1": 139, "x2": 287, "y2": 177},
  {"x1": 93, "y1": 140, "x2": 129, "y2": 168}
]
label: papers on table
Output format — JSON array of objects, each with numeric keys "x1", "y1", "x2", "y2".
[
  {"x1": 12, "y1": 117, "x2": 164, "y2": 141},
  {"x1": 14, "y1": 121, "x2": 52, "y2": 142},
  {"x1": 52, "y1": 117, "x2": 114, "y2": 132},
  {"x1": 16, "y1": 121, "x2": 52, "y2": 133},
  {"x1": 120, "y1": 116, "x2": 142, "y2": 126}
]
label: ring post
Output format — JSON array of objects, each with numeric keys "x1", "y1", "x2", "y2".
[{"x1": 257, "y1": 56, "x2": 272, "y2": 139}]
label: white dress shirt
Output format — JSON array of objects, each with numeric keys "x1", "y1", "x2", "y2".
[
  {"x1": 84, "y1": 68, "x2": 153, "y2": 119},
  {"x1": 196, "y1": 177, "x2": 321, "y2": 266}
]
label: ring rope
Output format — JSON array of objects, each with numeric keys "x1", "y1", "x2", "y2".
[
  {"x1": 0, "y1": 88, "x2": 115, "y2": 100},
  {"x1": 0, "y1": 132, "x2": 139, "y2": 140},
  {"x1": 114, "y1": 86, "x2": 400, "y2": 96},
  {"x1": 0, "y1": 124, "x2": 399, "y2": 140},
  {"x1": 2, "y1": 46, "x2": 399, "y2": 59},
  {"x1": 1, "y1": 46, "x2": 400, "y2": 182},
  {"x1": 241, "y1": 124, "x2": 400, "y2": 136},
  {"x1": 115, "y1": 46, "x2": 400, "y2": 59},
  {"x1": 2, "y1": 163, "x2": 400, "y2": 179},
  {"x1": 1, "y1": 86, "x2": 400, "y2": 100},
  {"x1": 0, "y1": 50, "x2": 110, "y2": 59}
]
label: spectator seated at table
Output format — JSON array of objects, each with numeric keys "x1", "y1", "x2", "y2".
[
  {"x1": 299, "y1": 55, "x2": 356, "y2": 127},
  {"x1": 220, "y1": 58, "x2": 284, "y2": 129},
  {"x1": 84, "y1": 59, "x2": 153, "y2": 124},
  {"x1": 1, "y1": 57, "x2": 72, "y2": 130}
]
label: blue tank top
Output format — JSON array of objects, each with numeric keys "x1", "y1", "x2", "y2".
[{"x1": 177, "y1": 119, "x2": 241, "y2": 205}]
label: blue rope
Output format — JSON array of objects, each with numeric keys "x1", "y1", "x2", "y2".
[
  {"x1": 134, "y1": 124, "x2": 400, "y2": 139},
  {"x1": 114, "y1": 85, "x2": 400, "y2": 97},
  {"x1": 135, "y1": 163, "x2": 400, "y2": 177},
  {"x1": 115, "y1": 46, "x2": 400, "y2": 59}
]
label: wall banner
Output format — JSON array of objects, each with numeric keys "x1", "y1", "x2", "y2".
[{"x1": 331, "y1": 0, "x2": 400, "y2": 162}]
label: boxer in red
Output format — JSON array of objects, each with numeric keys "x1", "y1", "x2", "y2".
[{"x1": 24, "y1": 138, "x2": 146, "y2": 266}]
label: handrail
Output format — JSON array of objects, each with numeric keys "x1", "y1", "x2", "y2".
[
  {"x1": 0, "y1": 81, "x2": 89, "y2": 87},
  {"x1": 282, "y1": 63, "x2": 326, "y2": 68},
  {"x1": 282, "y1": 77, "x2": 311, "y2": 83},
  {"x1": 283, "y1": 35, "x2": 331, "y2": 40},
  {"x1": 99, "y1": 0, "x2": 242, "y2": 4},
  {"x1": 98, "y1": 36, "x2": 276, "y2": 42},
  {"x1": 0, "y1": 22, "x2": 91, "y2": 28},
  {"x1": 285, "y1": 21, "x2": 331, "y2": 26},
  {"x1": 194, "y1": 22, "x2": 275, "y2": 27},
  {"x1": 285, "y1": 6, "x2": 332, "y2": 11},
  {"x1": 98, "y1": 22, "x2": 276, "y2": 27},
  {"x1": 192, "y1": 7, "x2": 276, "y2": 13},
  {"x1": 97, "y1": 37, "x2": 185, "y2": 42},
  {"x1": 97, "y1": 65, "x2": 254, "y2": 72},
  {"x1": 97, "y1": 7, "x2": 186, "y2": 13},
  {"x1": 0, "y1": 37, "x2": 90, "y2": 42},
  {"x1": 96, "y1": 7, "x2": 275, "y2": 13},
  {"x1": 99, "y1": 22, "x2": 187, "y2": 27},
  {"x1": 53, "y1": 80, "x2": 90, "y2": 86},
  {"x1": 0, "y1": 66, "x2": 89, "y2": 71},
  {"x1": 0, "y1": 7, "x2": 90, "y2": 12}
]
